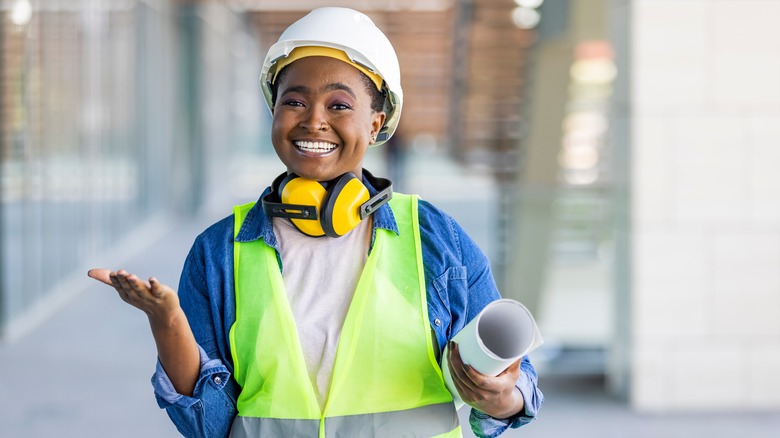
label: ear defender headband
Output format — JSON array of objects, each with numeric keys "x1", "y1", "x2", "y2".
[{"x1": 262, "y1": 170, "x2": 393, "y2": 238}]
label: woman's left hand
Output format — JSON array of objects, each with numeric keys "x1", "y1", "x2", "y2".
[{"x1": 447, "y1": 341, "x2": 525, "y2": 419}]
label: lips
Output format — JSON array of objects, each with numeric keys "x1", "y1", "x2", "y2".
[{"x1": 294, "y1": 140, "x2": 338, "y2": 153}]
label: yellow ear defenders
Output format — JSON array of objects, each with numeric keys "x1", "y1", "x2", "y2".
[{"x1": 262, "y1": 170, "x2": 393, "y2": 238}]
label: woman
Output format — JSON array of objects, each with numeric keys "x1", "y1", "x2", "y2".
[{"x1": 89, "y1": 7, "x2": 542, "y2": 437}]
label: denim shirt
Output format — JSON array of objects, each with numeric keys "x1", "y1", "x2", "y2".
[{"x1": 151, "y1": 179, "x2": 543, "y2": 438}]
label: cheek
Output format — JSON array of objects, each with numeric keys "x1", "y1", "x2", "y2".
[
  {"x1": 354, "y1": 113, "x2": 377, "y2": 136},
  {"x1": 270, "y1": 113, "x2": 291, "y2": 138},
  {"x1": 270, "y1": 120, "x2": 290, "y2": 154},
  {"x1": 271, "y1": 109, "x2": 287, "y2": 128}
]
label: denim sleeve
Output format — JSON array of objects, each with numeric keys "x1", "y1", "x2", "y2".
[
  {"x1": 152, "y1": 345, "x2": 238, "y2": 438},
  {"x1": 418, "y1": 200, "x2": 543, "y2": 437},
  {"x1": 150, "y1": 224, "x2": 240, "y2": 438}
]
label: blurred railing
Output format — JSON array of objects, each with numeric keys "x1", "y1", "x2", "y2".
[{"x1": 0, "y1": 0, "x2": 262, "y2": 338}]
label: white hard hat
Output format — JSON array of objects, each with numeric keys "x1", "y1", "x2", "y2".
[{"x1": 260, "y1": 7, "x2": 403, "y2": 146}]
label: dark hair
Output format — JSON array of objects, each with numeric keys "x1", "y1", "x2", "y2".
[{"x1": 271, "y1": 64, "x2": 386, "y2": 114}]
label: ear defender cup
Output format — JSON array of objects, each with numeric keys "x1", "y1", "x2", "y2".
[
  {"x1": 265, "y1": 171, "x2": 389, "y2": 238},
  {"x1": 321, "y1": 173, "x2": 370, "y2": 238},
  {"x1": 279, "y1": 174, "x2": 328, "y2": 237}
]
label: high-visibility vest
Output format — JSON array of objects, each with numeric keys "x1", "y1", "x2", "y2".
[{"x1": 229, "y1": 193, "x2": 461, "y2": 438}]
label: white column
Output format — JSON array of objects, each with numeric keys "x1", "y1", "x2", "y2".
[{"x1": 630, "y1": 0, "x2": 780, "y2": 411}]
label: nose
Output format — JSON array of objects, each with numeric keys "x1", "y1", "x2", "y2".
[{"x1": 300, "y1": 107, "x2": 329, "y2": 132}]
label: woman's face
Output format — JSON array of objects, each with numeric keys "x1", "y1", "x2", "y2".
[{"x1": 271, "y1": 56, "x2": 385, "y2": 181}]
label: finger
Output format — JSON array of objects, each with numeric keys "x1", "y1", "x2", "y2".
[
  {"x1": 115, "y1": 270, "x2": 144, "y2": 300},
  {"x1": 447, "y1": 344, "x2": 471, "y2": 397},
  {"x1": 107, "y1": 271, "x2": 130, "y2": 301},
  {"x1": 109, "y1": 271, "x2": 122, "y2": 289},
  {"x1": 115, "y1": 269, "x2": 143, "y2": 291},
  {"x1": 125, "y1": 274, "x2": 151, "y2": 292},
  {"x1": 450, "y1": 342, "x2": 478, "y2": 384},
  {"x1": 87, "y1": 268, "x2": 115, "y2": 287},
  {"x1": 460, "y1": 362, "x2": 493, "y2": 390},
  {"x1": 451, "y1": 343, "x2": 509, "y2": 395},
  {"x1": 448, "y1": 342, "x2": 481, "y2": 395},
  {"x1": 449, "y1": 365, "x2": 470, "y2": 400},
  {"x1": 448, "y1": 341, "x2": 464, "y2": 368},
  {"x1": 124, "y1": 274, "x2": 157, "y2": 304},
  {"x1": 114, "y1": 270, "x2": 132, "y2": 291},
  {"x1": 448, "y1": 356, "x2": 488, "y2": 406},
  {"x1": 463, "y1": 356, "x2": 521, "y2": 393}
]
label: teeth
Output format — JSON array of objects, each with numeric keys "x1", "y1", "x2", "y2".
[{"x1": 295, "y1": 141, "x2": 337, "y2": 152}]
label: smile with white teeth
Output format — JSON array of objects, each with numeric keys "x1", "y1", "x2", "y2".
[{"x1": 294, "y1": 140, "x2": 338, "y2": 152}]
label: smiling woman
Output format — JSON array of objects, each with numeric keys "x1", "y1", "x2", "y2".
[
  {"x1": 88, "y1": 7, "x2": 542, "y2": 438},
  {"x1": 270, "y1": 56, "x2": 385, "y2": 181}
]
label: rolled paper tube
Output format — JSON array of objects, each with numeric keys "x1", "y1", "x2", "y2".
[{"x1": 441, "y1": 299, "x2": 543, "y2": 409}]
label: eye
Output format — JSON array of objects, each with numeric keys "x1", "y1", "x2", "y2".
[
  {"x1": 282, "y1": 99, "x2": 304, "y2": 107},
  {"x1": 330, "y1": 102, "x2": 352, "y2": 110}
]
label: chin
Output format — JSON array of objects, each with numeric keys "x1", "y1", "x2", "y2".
[
  {"x1": 289, "y1": 168, "x2": 339, "y2": 182},
  {"x1": 290, "y1": 164, "x2": 361, "y2": 181}
]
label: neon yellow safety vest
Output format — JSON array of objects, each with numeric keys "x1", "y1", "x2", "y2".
[{"x1": 229, "y1": 193, "x2": 461, "y2": 438}]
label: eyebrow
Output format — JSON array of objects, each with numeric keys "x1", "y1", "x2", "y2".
[
  {"x1": 326, "y1": 83, "x2": 357, "y2": 99},
  {"x1": 280, "y1": 82, "x2": 357, "y2": 100}
]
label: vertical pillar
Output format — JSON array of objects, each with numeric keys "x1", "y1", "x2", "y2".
[
  {"x1": 608, "y1": 0, "x2": 632, "y2": 400},
  {"x1": 629, "y1": 0, "x2": 780, "y2": 411},
  {"x1": 502, "y1": 1, "x2": 573, "y2": 316},
  {"x1": 175, "y1": 3, "x2": 204, "y2": 215},
  {"x1": 0, "y1": 10, "x2": 5, "y2": 335}
]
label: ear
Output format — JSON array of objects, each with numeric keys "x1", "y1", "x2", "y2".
[{"x1": 370, "y1": 111, "x2": 386, "y2": 144}]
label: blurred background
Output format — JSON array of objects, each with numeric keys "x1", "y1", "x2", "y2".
[{"x1": 1, "y1": 0, "x2": 779, "y2": 436}]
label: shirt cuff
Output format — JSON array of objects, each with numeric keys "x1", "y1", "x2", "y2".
[
  {"x1": 508, "y1": 359, "x2": 543, "y2": 428},
  {"x1": 468, "y1": 388, "x2": 534, "y2": 438},
  {"x1": 152, "y1": 345, "x2": 230, "y2": 409},
  {"x1": 469, "y1": 408, "x2": 512, "y2": 438}
]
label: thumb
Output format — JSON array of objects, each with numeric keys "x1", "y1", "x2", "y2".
[
  {"x1": 149, "y1": 277, "x2": 173, "y2": 298},
  {"x1": 88, "y1": 268, "x2": 114, "y2": 287},
  {"x1": 498, "y1": 357, "x2": 522, "y2": 377}
]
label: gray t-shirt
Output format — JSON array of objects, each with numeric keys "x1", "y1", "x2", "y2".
[{"x1": 273, "y1": 216, "x2": 371, "y2": 408}]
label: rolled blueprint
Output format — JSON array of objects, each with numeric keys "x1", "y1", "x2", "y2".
[{"x1": 441, "y1": 299, "x2": 543, "y2": 409}]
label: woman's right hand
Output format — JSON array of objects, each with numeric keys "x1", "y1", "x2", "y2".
[
  {"x1": 88, "y1": 268, "x2": 200, "y2": 396},
  {"x1": 88, "y1": 269, "x2": 180, "y2": 320}
]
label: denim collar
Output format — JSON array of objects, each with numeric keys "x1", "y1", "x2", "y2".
[{"x1": 234, "y1": 171, "x2": 400, "y2": 249}]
